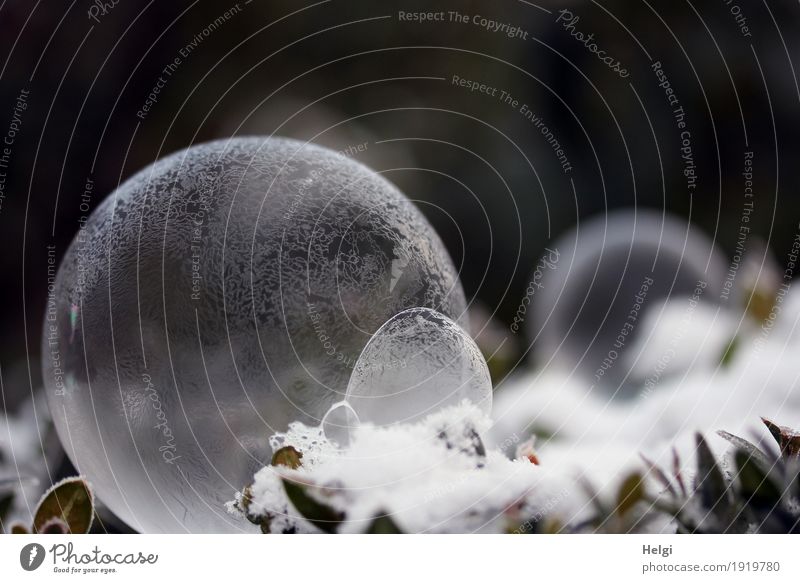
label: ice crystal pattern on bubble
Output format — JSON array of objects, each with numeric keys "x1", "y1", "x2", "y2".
[
  {"x1": 42, "y1": 137, "x2": 466, "y2": 533},
  {"x1": 346, "y1": 308, "x2": 491, "y2": 426}
]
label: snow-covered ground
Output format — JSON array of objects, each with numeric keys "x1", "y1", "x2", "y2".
[
  {"x1": 488, "y1": 283, "x2": 800, "y2": 529},
  {"x1": 0, "y1": 394, "x2": 55, "y2": 527},
  {"x1": 237, "y1": 277, "x2": 800, "y2": 533},
  {"x1": 232, "y1": 403, "x2": 569, "y2": 533},
  {"x1": 7, "y1": 257, "x2": 800, "y2": 533}
]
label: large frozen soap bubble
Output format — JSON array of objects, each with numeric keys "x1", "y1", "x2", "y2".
[
  {"x1": 529, "y1": 209, "x2": 726, "y2": 397},
  {"x1": 345, "y1": 308, "x2": 492, "y2": 426},
  {"x1": 41, "y1": 137, "x2": 466, "y2": 533}
]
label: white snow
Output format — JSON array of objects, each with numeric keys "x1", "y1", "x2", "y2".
[
  {"x1": 490, "y1": 287, "x2": 800, "y2": 529},
  {"x1": 1, "y1": 394, "x2": 53, "y2": 527},
  {"x1": 237, "y1": 402, "x2": 573, "y2": 533},
  {"x1": 240, "y1": 274, "x2": 800, "y2": 533}
]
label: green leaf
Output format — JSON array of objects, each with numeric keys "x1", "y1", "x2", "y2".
[
  {"x1": 33, "y1": 477, "x2": 94, "y2": 534},
  {"x1": 694, "y1": 434, "x2": 731, "y2": 514},
  {"x1": 365, "y1": 513, "x2": 403, "y2": 534},
  {"x1": 272, "y1": 446, "x2": 303, "y2": 469},
  {"x1": 734, "y1": 450, "x2": 783, "y2": 509},
  {"x1": 281, "y1": 477, "x2": 344, "y2": 534},
  {"x1": 542, "y1": 518, "x2": 564, "y2": 534},
  {"x1": 720, "y1": 336, "x2": 740, "y2": 367},
  {"x1": 616, "y1": 472, "x2": 646, "y2": 518}
]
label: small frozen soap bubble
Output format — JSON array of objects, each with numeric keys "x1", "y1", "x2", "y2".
[
  {"x1": 42, "y1": 137, "x2": 466, "y2": 533},
  {"x1": 345, "y1": 308, "x2": 492, "y2": 426},
  {"x1": 529, "y1": 209, "x2": 726, "y2": 397},
  {"x1": 321, "y1": 401, "x2": 360, "y2": 448}
]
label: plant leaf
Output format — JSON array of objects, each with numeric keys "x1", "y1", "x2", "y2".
[
  {"x1": 281, "y1": 477, "x2": 344, "y2": 534},
  {"x1": 238, "y1": 485, "x2": 255, "y2": 516},
  {"x1": 33, "y1": 477, "x2": 94, "y2": 534},
  {"x1": 720, "y1": 335, "x2": 740, "y2": 366},
  {"x1": 762, "y1": 418, "x2": 800, "y2": 459},
  {"x1": 716, "y1": 430, "x2": 771, "y2": 467},
  {"x1": 734, "y1": 450, "x2": 783, "y2": 509},
  {"x1": 272, "y1": 446, "x2": 303, "y2": 469},
  {"x1": 365, "y1": 513, "x2": 403, "y2": 534},
  {"x1": 616, "y1": 472, "x2": 646, "y2": 518},
  {"x1": 694, "y1": 434, "x2": 731, "y2": 514},
  {"x1": 639, "y1": 454, "x2": 676, "y2": 497},
  {"x1": 236, "y1": 485, "x2": 273, "y2": 533},
  {"x1": 672, "y1": 447, "x2": 687, "y2": 498}
]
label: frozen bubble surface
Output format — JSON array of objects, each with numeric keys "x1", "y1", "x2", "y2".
[
  {"x1": 42, "y1": 137, "x2": 466, "y2": 533},
  {"x1": 530, "y1": 209, "x2": 726, "y2": 396},
  {"x1": 321, "y1": 401, "x2": 360, "y2": 448},
  {"x1": 345, "y1": 308, "x2": 492, "y2": 426}
]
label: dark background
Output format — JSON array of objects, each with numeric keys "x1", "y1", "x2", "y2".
[{"x1": 1, "y1": 0, "x2": 799, "y2": 407}]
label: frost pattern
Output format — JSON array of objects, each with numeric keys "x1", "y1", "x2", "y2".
[
  {"x1": 41, "y1": 137, "x2": 466, "y2": 533},
  {"x1": 346, "y1": 308, "x2": 492, "y2": 426}
]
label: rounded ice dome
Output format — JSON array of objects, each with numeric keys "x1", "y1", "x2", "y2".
[
  {"x1": 529, "y1": 209, "x2": 726, "y2": 397},
  {"x1": 345, "y1": 308, "x2": 492, "y2": 426},
  {"x1": 41, "y1": 137, "x2": 467, "y2": 533}
]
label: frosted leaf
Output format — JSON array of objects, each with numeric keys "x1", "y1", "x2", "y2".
[
  {"x1": 41, "y1": 137, "x2": 466, "y2": 533},
  {"x1": 345, "y1": 308, "x2": 492, "y2": 426},
  {"x1": 529, "y1": 210, "x2": 726, "y2": 397}
]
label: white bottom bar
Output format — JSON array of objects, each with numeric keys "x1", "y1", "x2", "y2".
[{"x1": 1, "y1": 534, "x2": 798, "y2": 582}]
